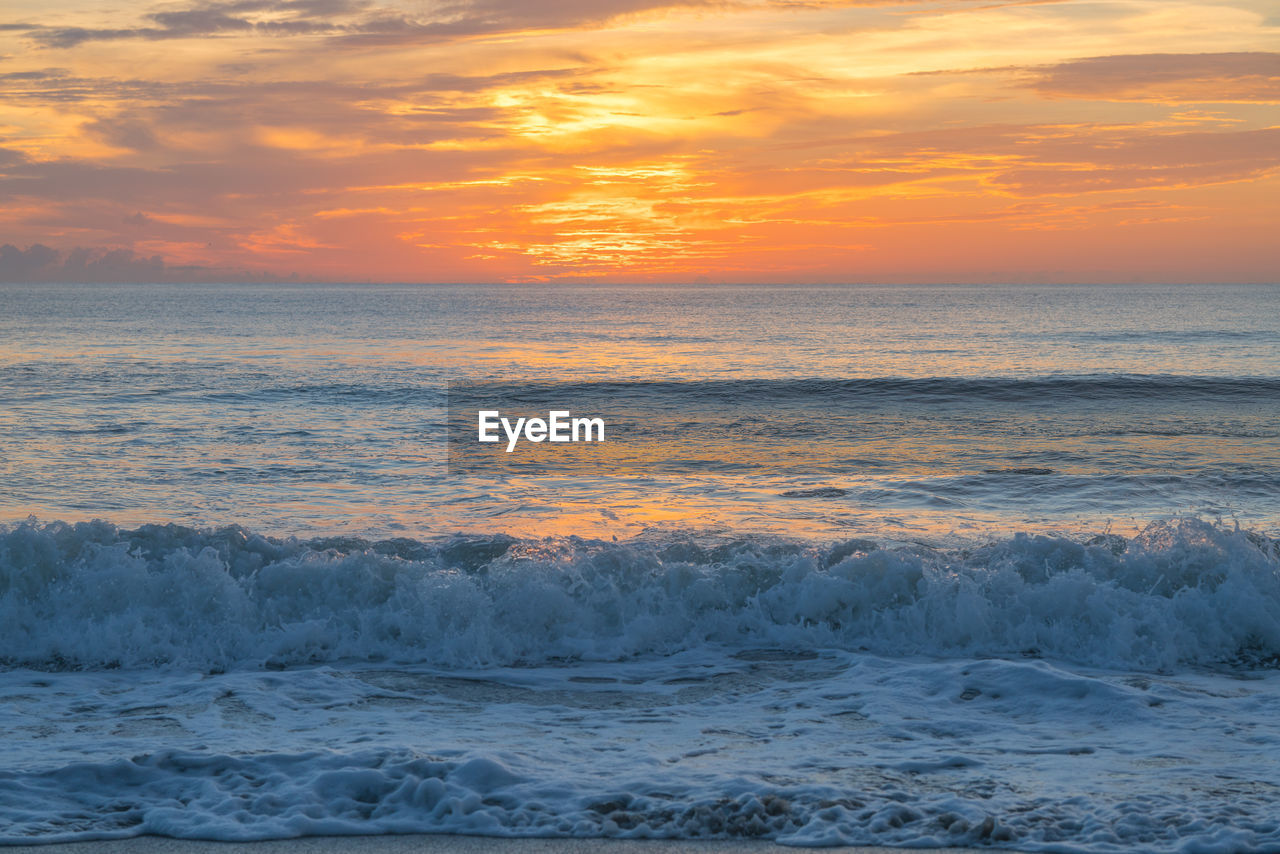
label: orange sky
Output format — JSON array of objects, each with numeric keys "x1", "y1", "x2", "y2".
[{"x1": 1, "y1": 0, "x2": 1277, "y2": 283}]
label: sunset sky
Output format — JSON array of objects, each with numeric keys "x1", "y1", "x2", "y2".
[{"x1": 1, "y1": 0, "x2": 1277, "y2": 283}]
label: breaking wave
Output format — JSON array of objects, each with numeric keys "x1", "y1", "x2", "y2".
[{"x1": 2, "y1": 517, "x2": 1278, "y2": 673}]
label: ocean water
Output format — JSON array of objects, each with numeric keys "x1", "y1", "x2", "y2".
[{"x1": 2, "y1": 283, "x2": 1279, "y2": 850}]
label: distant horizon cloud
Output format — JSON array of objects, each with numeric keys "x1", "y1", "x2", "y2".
[{"x1": 0, "y1": 243, "x2": 288, "y2": 283}]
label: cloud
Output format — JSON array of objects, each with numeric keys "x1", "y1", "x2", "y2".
[
  {"x1": 8, "y1": 0, "x2": 714, "y2": 48},
  {"x1": 0, "y1": 243, "x2": 158, "y2": 282},
  {"x1": 1031, "y1": 52, "x2": 1280, "y2": 103},
  {"x1": 2, "y1": 0, "x2": 1275, "y2": 282},
  {"x1": 16, "y1": 0, "x2": 371, "y2": 48},
  {"x1": 708, "y1": 121, "x2": 1280, "y2": 198},
  {"x1": 329, "y1": 0, "x2": 719, "y2": 46},
  {"x1": 985, "y1": 126, "x2": 1280, "y2": 195},
  {"x1": 0, "y1": 68, "x2": 68, "y2": 80},
  {"x1": 9, "y1": 0, "x2": 980, "y2": 49},
  {"x1": 0, "y1": 243, "x2": 282, "y2": 282}
]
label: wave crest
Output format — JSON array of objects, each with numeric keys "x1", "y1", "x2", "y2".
[{"x1": 1, "y1": 518, "x2": 1277, "y2": 672}]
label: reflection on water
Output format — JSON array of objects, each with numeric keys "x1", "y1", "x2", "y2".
[{"x1": 1, "y1": 282, "x2": 1278, "y2": 541}]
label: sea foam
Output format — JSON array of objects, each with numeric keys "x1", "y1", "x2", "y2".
[{"x1": 2, "y1": 517, "x2": 1277, "y2": 673}]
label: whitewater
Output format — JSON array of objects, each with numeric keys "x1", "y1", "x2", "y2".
[{"x1": 3, "y1": 517, "x2": 1279, "y2": 850}]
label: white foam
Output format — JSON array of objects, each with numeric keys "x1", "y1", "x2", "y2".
[
  {"x1": 2, "y1": 651, "x2": 1278, "y2": 850},
  {"x1": 4, "y1": 518, "x2": 1280, "y2": 850},
  {"x1": 1, "y1": 517, "x2": 1277, "y2": 672}
]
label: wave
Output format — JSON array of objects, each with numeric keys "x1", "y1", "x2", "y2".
[
  {"x1": 0, "y1": 746, "x2": 1094, "y2": 846},
  {"x1": 452, "y1": 374, "x2": 1280, "y2": 405},
  {"x1": 2, "y1": 518, "x2": 1278, "y2": 673}
]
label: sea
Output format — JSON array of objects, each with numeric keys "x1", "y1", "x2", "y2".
[{"x1": 1, "y1": 282, "x2": 1279, "y2": 850}]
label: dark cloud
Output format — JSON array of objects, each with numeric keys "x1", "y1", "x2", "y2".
[
  {"x1": 0, "y1": 67, "x2": 584, "y2": 160},
  {"x1": 147, "y1": 8, "x2": 255, "y2": 36},
  {"x1": 1, "y1": 243, "x2": 159, "y2": 282},
  {"x1": 332, "y1": 0, "x2": 714, "y2": 45},
  {"x1": 0, "y1": 72, "x2": 167, "y2": 103},
  {"x1": 9, "y1": 0, "x2": 710, "y2": 48},
  {"x1": 0, "y1": 68, "x2": 68, "y2": 80},
  {"x1": 0, "y1": 243, "x2": 61, "y2": 279},
  {"x1": 15, "y1": 0, "x2": 371, "y2": 47},
  {"x1": 0, "y1": 64, "x2": 582, "y2": 112},
  {"x1": 32, "y1": 28, "x2": 144, "y2": 49},
  {"x1": 980, "y1": 126, "x2": 1280, "y2": 194},
  {"x1": 0, "y1": 136, "x2": 512, "y2": 209},
  {"x1": 83, "y1": 115, "x2": 163, "y2": 152},
  {"x1": 320, "y1": 4, "x2": 694, "y2": 47},
  {"x1": 1032, "y1": 52, "x2": 1280, "y2": 103},
  {"x1": 0, "y1": 243, "x2": 284, "y2": 283},
  {"x1": 729, "y1": 123, "x2": 1280, "y2": 197}
]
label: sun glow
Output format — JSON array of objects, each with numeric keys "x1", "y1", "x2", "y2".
[{"x1": 0, "y1": 0, "x2": 1276, "y2": 282}]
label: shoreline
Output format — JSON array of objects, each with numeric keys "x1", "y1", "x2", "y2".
[{"x1": 0, "y1": 836, "x2": 992, "y2": 853}]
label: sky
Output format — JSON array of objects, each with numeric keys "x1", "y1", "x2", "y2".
[{"x1": 0, "y1": 0, "x2": 1277, "y2": 283}]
